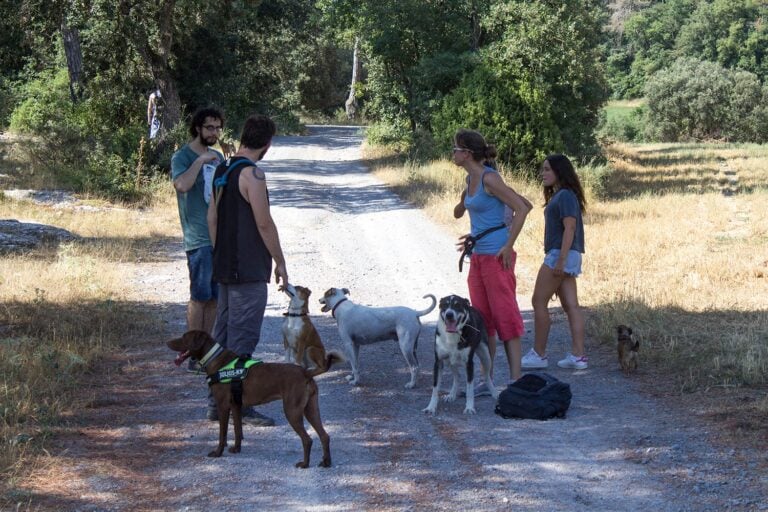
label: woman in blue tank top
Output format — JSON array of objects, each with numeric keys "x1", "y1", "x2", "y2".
[{"x1": 452, "y1": 129, "x2": 532, "y2": 389}]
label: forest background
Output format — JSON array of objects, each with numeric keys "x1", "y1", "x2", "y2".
[
  {"x1": 3, "y1": 0, "x2": 768, "y2": 200},
  {"x1": 1, "y1": 0, "x2": 767, "y2": 496}
]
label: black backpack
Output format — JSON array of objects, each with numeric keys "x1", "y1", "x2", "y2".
[{"x1": 494, "y1": 372, "x2": 572, "y2": 420}]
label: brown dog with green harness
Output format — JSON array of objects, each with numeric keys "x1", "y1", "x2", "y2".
[{"x1": 167, "y1": 330, "x2": 332, "y2": 467}]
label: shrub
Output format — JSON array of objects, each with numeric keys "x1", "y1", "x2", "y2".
[
  {"x1": 431, "y1": 64, "x2": 561, "y2": 172},
  {"x1": 644, "y1": 58, "x2": 768, "y2": 142}
]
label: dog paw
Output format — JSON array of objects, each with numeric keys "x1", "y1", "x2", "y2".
[
  {"x1": 295, "y1": 461, "x2": 309, "y2": 469},
  {"x1": 404, "y1": 381, "x2": 416, "y2": 389},
  {"x1": 228, "y1": 446, "x2": 241, "y2": 454},
  {"x1": 318, "y1": 458, "x2": 332, "y2": 468},
  {"x1": 208, "y1": 450, "x2": 223, "y2": 457},
  {"x1": 463, "y1": 407, "x2": 477, "y2": 415},
  {"x1": 443, "y1": 394, "x2": 457, "y2": 403},
  {"x1": 422, "y1": 406, "x2": 437, "y2": 415}
]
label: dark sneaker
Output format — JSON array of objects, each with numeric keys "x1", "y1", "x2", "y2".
[
  {"x1": 241, "y1": 407, "x2": 275, "y2": 427},
  {"x1": 459, "y1": 382, "x2": 494, "y2": 398},
  {"x1": 473, "y1": 382, "x2": 493, "y2": 397}
]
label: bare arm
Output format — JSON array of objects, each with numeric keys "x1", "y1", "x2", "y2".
[
  {"x1": 147, "y1": 95, "x2": 154, "y2": 125},
  {"x1": 240, "y1": 166, "x2": 288, "y2": 286},
  {"x1": 173, "y1": 151, "x2": 219, "y2": 193},
  {"x1": 207, "y1": 196, "x2": 218, "y2": 247},
  {"x1": 554, "y1": 217, "x2": 577, "y2": 276},
  {"x1": 453, "y1": 188, "x2": 467, "y2": 218}
]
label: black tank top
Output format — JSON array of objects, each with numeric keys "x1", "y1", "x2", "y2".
[{"x1": 212, "y1": 158, "x2": 272, "y2": 284}]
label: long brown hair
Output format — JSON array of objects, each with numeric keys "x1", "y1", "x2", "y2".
[{"x1": 543, "y1": 154, "x2": 586, "y2": 213}]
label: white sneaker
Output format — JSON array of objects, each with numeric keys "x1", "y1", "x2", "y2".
[
  {"x1": 557, "y1": 353, "x2": 589, "y2": 370},
  {"x1": 521, "y1": 348, "x2": 548, "y2": 369}
]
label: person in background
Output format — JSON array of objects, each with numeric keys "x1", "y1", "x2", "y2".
[{"x1": 147, "y1": 88, "x2": 163, "y2": 139}]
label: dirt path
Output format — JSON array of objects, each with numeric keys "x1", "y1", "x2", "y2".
[{"x1": 18, "y1": 126, "x2": 766, "y2": 511}]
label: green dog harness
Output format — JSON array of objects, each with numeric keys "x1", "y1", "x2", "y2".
[
  {"x1": 206, "y1": 357, "x2": 262, "y2": 386},
  {"x1": 207, "y1": 356, "x2": 262, "y2": 407}
]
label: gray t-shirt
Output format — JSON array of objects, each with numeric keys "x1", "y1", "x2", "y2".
[{"x1": 544, "y1": 189, "x2": 584, "y2": 253}]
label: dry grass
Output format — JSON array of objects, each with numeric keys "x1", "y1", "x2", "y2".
[
  {"x1": 0, "y1": 183, "x2": 177, "y2": 484},
  {"x1": 368, "y1": 143, "x2": 768, "y2": 394}
]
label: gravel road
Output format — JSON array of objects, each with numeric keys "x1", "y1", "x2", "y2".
[{"x1": 20, "y1": 125, "x2": 766, "y2": 512}]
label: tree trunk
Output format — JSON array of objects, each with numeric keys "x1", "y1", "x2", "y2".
[
  {"x1": 61, "y1": 24, "x2": 83, "y2": 103},
  {"x1": 345, "y1": 37, "x2": 360, "y2": 120}
]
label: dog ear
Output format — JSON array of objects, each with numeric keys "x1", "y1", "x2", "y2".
[
  {"x1": 628, "y1": 327, "x2": 633, "y2": 335},
  {"x1": 342, "y1": 288, "x2": 350, "y2": 295},
  {"x1": 184, "y1": 330, "x2": 211, "y2": 350}
]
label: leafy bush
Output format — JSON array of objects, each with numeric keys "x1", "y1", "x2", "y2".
[
  {"x1": 644, "y1": 58, "x2": 768, "y2": 142},
  {"x1": 431, "y1": 64, "x2": 561, "y2": 171}
]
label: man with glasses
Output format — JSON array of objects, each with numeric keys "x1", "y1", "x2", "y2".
[{"x1": 171, "y1": 107, "x2": 226, "y2": 370}]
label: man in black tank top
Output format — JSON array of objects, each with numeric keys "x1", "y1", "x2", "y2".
[{"x1": 205, "y1": 114, "x2": 288, "y2": 426}]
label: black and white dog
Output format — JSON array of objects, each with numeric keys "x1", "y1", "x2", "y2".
[{"x1": 422, "y1": 295, "x2": 498, "y2": 415}]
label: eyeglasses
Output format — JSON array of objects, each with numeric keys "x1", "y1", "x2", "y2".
[
  {"x1": 452, "y1": 147, "x2": 469, "y2": 153},
  {"x1": 202, "y1": 125, "x2": 223, "y2": 132}
]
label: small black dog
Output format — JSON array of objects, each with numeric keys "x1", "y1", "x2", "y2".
[{"x1": 617, "y1": 324, "x2": 639, "y2": 374}]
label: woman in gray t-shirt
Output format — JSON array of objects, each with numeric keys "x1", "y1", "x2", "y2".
[{"x1": 521, "y1": 154, "x2": 589, "y2": 371}]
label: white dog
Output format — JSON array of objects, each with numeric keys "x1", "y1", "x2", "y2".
[{"x1": 319, "y1": 287, "x2": 436, "y2": 388}]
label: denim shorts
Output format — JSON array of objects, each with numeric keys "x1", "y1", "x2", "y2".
[
  {"x1": 186, "y1": 246, "x2": 218, "y2": 302},
  {"x1": 544, "y1": 249, "x2": 583, "y2": 277}
]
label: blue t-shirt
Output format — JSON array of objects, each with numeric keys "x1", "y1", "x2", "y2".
[
  {"x1": 170, "y1": 144, "x2": 224, "y2": 251},
  {"x1": 464, "y1": 167, "x2": 508, "y2": 255},
  {"x1": 544, "y1": 189, "x2": 585, "y2": 253}
]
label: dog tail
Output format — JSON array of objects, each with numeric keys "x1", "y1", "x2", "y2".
[
  {"x1": 416, "y1": 294, "x2": 437, "y2": 317},
  {"x1": 307, "y1": 351, "x2": 346, "y2": 377}
]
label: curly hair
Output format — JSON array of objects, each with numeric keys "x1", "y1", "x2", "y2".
[{"x1": 189, "y1": 107, "x2": 224, "y2": 138}]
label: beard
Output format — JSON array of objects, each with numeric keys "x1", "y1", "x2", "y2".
[{"x1": 200, "y1": 135, "x2": 218, "y2": 147}]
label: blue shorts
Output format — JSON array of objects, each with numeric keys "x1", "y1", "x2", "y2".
[
  {"x1": 186, "y1": 246, "x2": 218, "y2": 302},
  {"x1": 544, "y1": 249, "x2": 583, "y2": 277}
]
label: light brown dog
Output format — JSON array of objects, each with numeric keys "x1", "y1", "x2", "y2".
[
  {"x1": 617, "y1": 324, "x2": 639, "y2": 374},
  {"x1": 167, "y1": 330, "x2": 332, "y2": 468},
  {"x1": 219, "y1": 140, "x2": 236, "y2": 159},
  {"x1": 282, "y1": 283, "x2": 345, "y2": 373}
]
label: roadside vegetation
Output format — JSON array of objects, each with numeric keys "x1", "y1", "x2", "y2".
[{"x1": 0, "y1": 135, "x2": 181, "y2": 489}]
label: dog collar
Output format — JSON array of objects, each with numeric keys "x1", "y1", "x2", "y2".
[
  {"x1": 283, "y1": 311, "x2": 307, "y2": 317},
  {"x1": 331, "y1": 298, "x2": 348, "y2": 318},
  {"x1": 199, "y1": 343, "x2": 224, "y2": 368}
]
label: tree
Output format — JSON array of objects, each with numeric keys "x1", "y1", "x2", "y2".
[{"x1": 434, "y1": 0, "x2": 609, "y2": 166}]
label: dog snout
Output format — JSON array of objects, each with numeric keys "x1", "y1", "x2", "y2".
[{"x1": 444, "y1": 309, "x2": 456, "y2": 321}]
